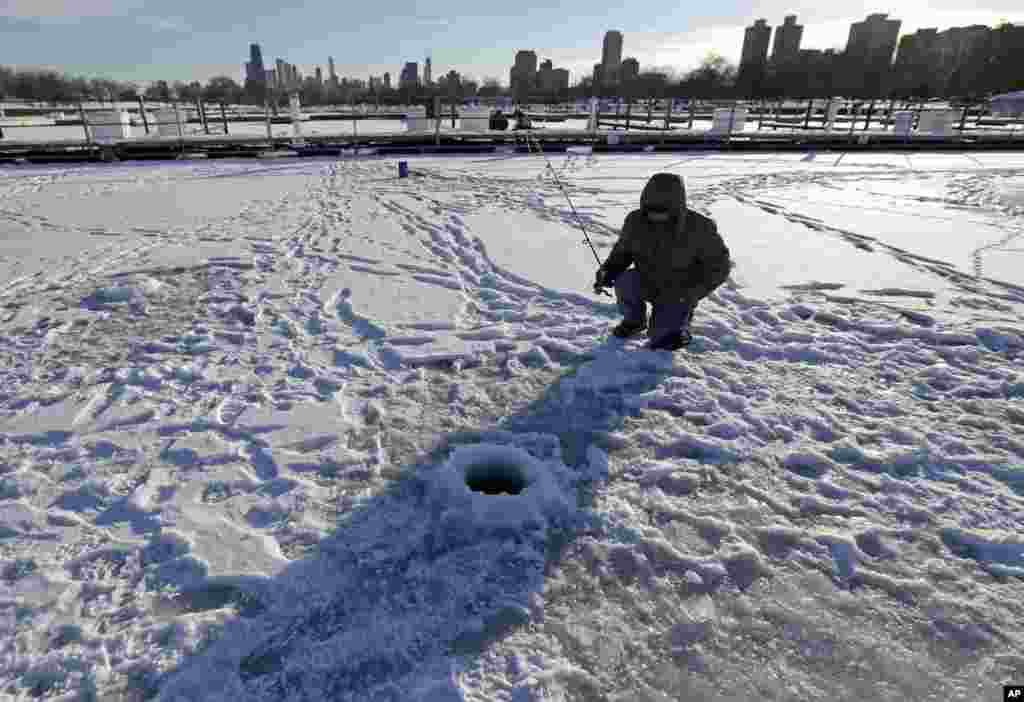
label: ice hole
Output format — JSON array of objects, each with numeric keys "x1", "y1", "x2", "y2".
[{"x1": 464, "y1": 460, "x2": 529, "y2": 496}]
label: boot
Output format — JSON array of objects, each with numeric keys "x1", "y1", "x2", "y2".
[
  {"x1": 648, "y1": 330, "x2": 692, "y2": 351},
  {"x1": 612, "y1": 319, "x2": 648, "y2": 339}
]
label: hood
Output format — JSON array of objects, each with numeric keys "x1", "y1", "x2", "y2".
[{"x1": 641, "y1": 172, "x2": 686, "y2": 216}]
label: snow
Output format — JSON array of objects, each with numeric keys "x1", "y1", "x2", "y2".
[{"x1": 2, "y1": 150, "x2": 1024, "y2": 701}]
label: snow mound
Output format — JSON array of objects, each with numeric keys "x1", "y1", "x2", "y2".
[{"x1": 429, "y1": 443, "x2": 576, "y2": 535}]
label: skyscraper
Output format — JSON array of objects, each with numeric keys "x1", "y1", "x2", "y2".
[
  {"x1": 400, "y1": 62, "x2": 419, "y2": 88},
  {"x1": 537, "y1": 59, "x2": 554, "y2": 92},
  {"x1": 510, "y1": 50, "x2": 538, "y2": 95},
  {"x1": 328, "y1": 57, "x2": 338, "y2": 86},
  {"x1": 843, "y1": 13, "x2": 902, "y2": 97},
  {"x1": 244, "y1": 43, "x2": 267, "y2": 99},
  {"x1": 892, "y1": 28, "x2": 940, "y2": 96},
  {"x1": 620, "y1": 57, "x2": 640, "y2": 83},
  {"x1": 601, "y1": 30, "x2": 624, "y2": 85},
  {"x1": 425, "y1": 56, "x2": 432, "y2": 85},
  {"x1": 383, "y1": 72, "x2": 391, "y2": 90},
  {"x1": 771, "y1": 15, "x2": 803, "y2": 64},
  {"x1": 315, "y1": 66, "x2": 323, "y2": 86},
  {"x1": 737, "y1": 19, "x2": 772, "y2": 95}
]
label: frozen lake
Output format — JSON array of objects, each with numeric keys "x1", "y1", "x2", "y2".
[{"x1": 1, "y1": 150, "x2": 1022, "y2": 701}]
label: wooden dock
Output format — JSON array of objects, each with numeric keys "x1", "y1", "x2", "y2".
[{"x1": 2, "y1": 128, "x2": 1024, "y2": 164}]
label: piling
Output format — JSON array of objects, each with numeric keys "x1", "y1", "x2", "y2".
[{"x1": 137, "y1": 96, "x2": 150, "y2": 135}]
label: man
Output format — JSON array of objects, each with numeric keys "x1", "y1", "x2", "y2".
[{"x1": 594, "y1": 172, "x2": 731, "y2": 351}]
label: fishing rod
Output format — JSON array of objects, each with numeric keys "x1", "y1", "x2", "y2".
[{"x1": 521, "y1": 130, "x2": 612, "y2": 296}]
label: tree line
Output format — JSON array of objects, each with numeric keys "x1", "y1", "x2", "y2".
[
  {"x1": 4, "y1": 32, "x2": 1020, "y2": 110},
  {"x1": 0, "y1": 55, "x2": 744, "y2": 109}
]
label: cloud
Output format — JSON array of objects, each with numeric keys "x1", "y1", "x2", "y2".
[
  {"x1": 413, "y1": 16, "x2": 451, "y2": 28},
  {"x1": 0, "y1": 0, "x2": 147, "y2": 19},
  {"x1": 135, "y1": 15, "x2": 191, "y2": 33}
]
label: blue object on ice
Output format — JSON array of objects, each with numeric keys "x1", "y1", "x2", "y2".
[{"x1": 398, "y1": 160, "x2": 409, "y2": 178}]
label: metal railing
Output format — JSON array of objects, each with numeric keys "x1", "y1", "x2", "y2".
[{"x1": 2, "y1": 96, "x2": 1022, "y2": 149}]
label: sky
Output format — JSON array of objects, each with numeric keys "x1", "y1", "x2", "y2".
[{"x1": 1, "y1": 0, "x2": 1023, "y2": 87}]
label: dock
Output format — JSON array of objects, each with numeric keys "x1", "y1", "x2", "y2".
[{"x1": 2, "y1": 128, "x2": 1024, "y2": 165}]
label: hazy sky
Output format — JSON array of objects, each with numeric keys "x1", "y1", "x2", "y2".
[{"x1": 2, "y1": 0, "x2": 1022, "y2": 86}]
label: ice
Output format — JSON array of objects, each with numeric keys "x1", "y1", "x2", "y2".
[{"x1": 3, "y1": 151, "x2": 1024, "y2": 701}]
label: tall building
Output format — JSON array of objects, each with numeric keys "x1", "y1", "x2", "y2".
[
  {"x1": 244, "y1": 43, "x2": 267, "y2": 98},
  {"x1": 400, "y1": 62, "x2": 419, "y2": 88},
  {"x1": 552, "y1": 68, "x2": 570, "y2": 91},
  {"x1": 601, "y1": 30, "x2": 624, "y2": 85},
  {"x1": 771, "y1": 15, "x2": 803, "y2": 64},
  {"x1": 383, "y1": 72, "x2": 391, "y2": 90},
  {"x1": 843, "y1": 13, "x2": 902, "y2": 97},
  {"x1": 510, "y1": 50, "x2": 538, "y2": 95},
  {"x1": 425, "y1": 56, "x2": 432, "y2": 85},
  {"x1": 737, "y1": 19, "x2": 772, "y2": 95},
  {"x1": 537, "y1": 59, "x2": 554, "y2": 92},
  {"x1": 328, "y1": 57, "x2": 338, "y2": 86},
  {"x1": 315, "y1": 66, "x2": 323, "y2": 86},
  {"x1": 620, "y1": 57, "x2": 640, "y2": 83},
  {"x1": 892, "y1": 28, "x2": 941, "y2": 96}
]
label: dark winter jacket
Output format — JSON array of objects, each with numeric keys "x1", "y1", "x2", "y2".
[{"x1": 601, "y1": 172, "x2": 731, "y2": 304}]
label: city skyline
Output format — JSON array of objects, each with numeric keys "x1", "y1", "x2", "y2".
[{"x1": 2, "y1": 1, "x2": 1023, "y2": 86}]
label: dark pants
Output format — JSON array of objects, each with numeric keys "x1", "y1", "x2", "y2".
[{"x1": 614, "y1": 269, "x2": 695, "y2": 343}]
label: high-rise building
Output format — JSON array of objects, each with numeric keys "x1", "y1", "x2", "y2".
[
  {"x1": 400, "y1": 62, "x2": 419, "y2": 88},
  {"x1": 328, "y1": 57, "x2": 338, "y2": 86},
  {"x1": 510, "y1": 50, "x2": 538, "y2": 94},
  {"x1": 842, "y1": 13, "x2": 901, "y2": 97},
  {"x1": 552, "y1": 68, "x2": 570, "y2": 91},
  {"x1": 275, "y1": 58, "x2": 285, "y2": 90},
  {"x1": 737, "y1": 19, "x2": 772, "y2": 95},
  {"x1": 892, "y1": 28, "x2": 941, "y2": 96},
  {"x1": 315, "y1": 66, "x2": 323, "y2": 86},
  {"x1": 244, "y1": 43, "x2": 267, "y2": 98},
  {"x1": 771, "y1": 15, "x2": 803, "y2": 64},
  {"x1": 383, "y1": 72, "x2": 391, "y2": 90},
  {"x1": 425, "y1": 56, "x2": 432, "y2": 85},
  {"x1": 620, "y1": 57, "x2": 640, "y2": 83},
  {"x1": 601, "y1": 30, "x2": 624, "y2": 85},
  {"x1": 537, "y1": 59, "x2": 554, "y2": 92},
  {"x1": 246, "y1": 43, "x2": 266, "y2": 84}
]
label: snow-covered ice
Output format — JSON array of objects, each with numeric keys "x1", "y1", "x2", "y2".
[{"x1": 1, "y1": 150, "x2": 1023, "y2": 701}]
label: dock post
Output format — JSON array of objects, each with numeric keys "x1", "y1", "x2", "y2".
[
  {"x1": 220, "y1": 103, "x2": 229, "y2": 135},
  {"x1": 173, "y1": 101, "x2": 183, "y2": 137},
  {"x1": 451, "y1": 100, "x2": 456, "y2": 129},
  {"x1": 195, "y1": 98, "x2": 209, "y2": 135},
  {"x1": 958, "y1": 103, "x2": 969, "y2": 135},
  {"x1": 137, "y1": 96, "x2": 150, "y2": 135},
  {"x1": 78, "y1": 102, "x2": 93, "y2": 145},
  {"x1": 803, "y1": 98, "x2": 813, "y2": 130},
  {"x1": 625, "y1": 101, "x2": 631, "y2": 131},
  {"x1": 758, "y1": 98, "x2": 765, "y2": 131},
  {"x1": 688, "y1": 100, "x2": 695, "y2": 130},
  {"x1": 663, "y1": 99, "x2": 672, "y2": 132},
  {"x1": 863, "y1": 100, "x2": 875, "y2": 131},
  {"x1": 265, "y1": 99, "x2": 272, "y2": 140},
  {"x1": 434, "y1": 96, "x2": 441, "y2": 146},
  {"x1": 848, "y1": 102, "x2": 859, "y2": 136}
]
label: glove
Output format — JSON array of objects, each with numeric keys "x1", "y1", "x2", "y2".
[{"x1": 593, "y1": 267, "x2": 614, "y2": 294}]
